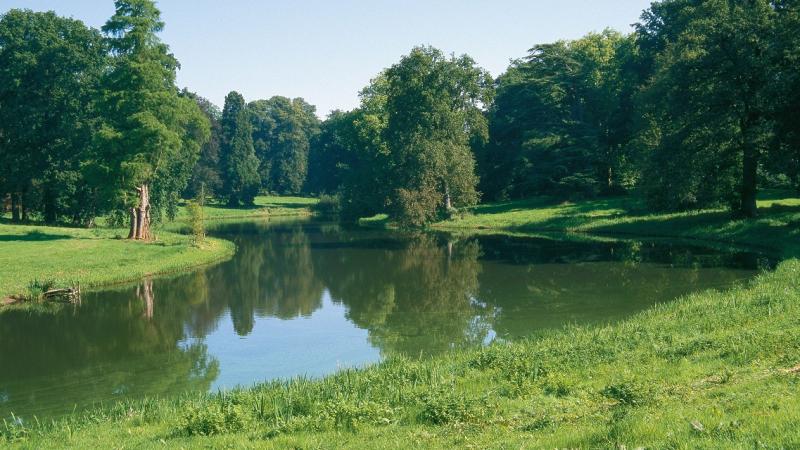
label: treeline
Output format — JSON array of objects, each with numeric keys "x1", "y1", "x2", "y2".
[
  {"x1": 2, "y1": 0, "x2": 800, "y2": 230},
  {"x1": 306, "y1": 0, "x2": 800, "y2": 224},
  {"x1": 0, "y1": 1, "x2": 207, "y2": 236},
  {"x1": 186, "y1": 92, "x2": 319, "y2": 207}
]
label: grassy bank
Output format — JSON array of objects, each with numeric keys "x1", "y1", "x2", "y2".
[
  {"x1": 0, "y1": 196, "x2": 317, "y2": 301},
  {"x1": 0, "y1": 223, "x2": 235, "y2": 302},
  {"x1": 2, "y1": 193, "x2": 799, "y2": 448},
  {"x1": 4, "y1": 260, "x2": 799, "y2": 448},
  {"x1": 178, "y1": 195, "x2": 317, "y2": 221},
  {"x1": 436, "y1": 193, "x2": 800, "y2": 258}
]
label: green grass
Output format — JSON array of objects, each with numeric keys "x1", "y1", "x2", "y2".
[
  {"x1": 3, "y1": 192, "x2": 800, "y2": 448},
  {"x1": 436, "y1": 192, "x2": 800, "y2": 258},
  {"x1": 178, "y1": 195, "x2": 317, "y2": 221},
  {"x1": 0, "y1": 196, "x2": 316, "y2": 301},
  {"x1": 0, "y1": 222, "x2": 235, "y2": 302}
]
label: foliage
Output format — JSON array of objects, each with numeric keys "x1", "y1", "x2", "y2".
[
  {"x1": 635, "y1": 0, "x2": 780, "y2": 216},
  {"x1": 249, "y1": 96, "x2": 320, "y2": 195},
  {"x1": 185, "y1": 200, "x2": 205, "y2": 246},
  {"x1": 0, "y1": 9, "x2": 106, "y2": 224},
  {"x1": 480, "y1": 30, "x2": 641, "y2": 201},
  {"x1": 313, "y1": 194, "x2": 341, "y2": 216},
  {"x1": 219, "y1": 91, "x2": 261, "y2": 206},
  {"x1": 183, "y1": 91, "x2": 224, "y2": 199},
  {"x1": 90, "y1": 0, "x2": 210, "y2": 225}
]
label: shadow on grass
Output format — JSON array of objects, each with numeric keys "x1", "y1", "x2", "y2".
[{"x1": 0, "y1": 230, "x2": 73, "y2": 242}]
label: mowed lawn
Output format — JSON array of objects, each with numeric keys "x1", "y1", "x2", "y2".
[
  {"x1": 0, "y1": 223, "x2": 234, "y2": 300},
  {"x1": 177, "y1": 195, "x2": 318, "y2": 221},
  {"x1": 436, "y1": 192, "x2": 800, "y2": 258}
]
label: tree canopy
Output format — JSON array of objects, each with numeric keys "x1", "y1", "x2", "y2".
[{"x1": 3, "y1": 0, "x2": 800, "y2": 229}]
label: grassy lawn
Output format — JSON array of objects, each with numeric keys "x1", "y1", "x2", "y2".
[
  {"x1": 0, "y1": 223, "x2": 235, "y2": 302},
  {"x1": 3, "y1": 193, "x2": 800, "y2": 448},
  {"x1": 0, "y1": 196, "x2": 316, "y2": 300},
  {"x1": 178, "y1": 195, "x2": 317, "y2": 221},
  {"x1": 436, "y1": 192, "x2": 800, "y2": 258}
]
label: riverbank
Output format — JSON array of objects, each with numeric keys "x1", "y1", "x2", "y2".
[
  {"x1": 434, "y1": 192, "x2": 800, "y2": 258},
  {"x1": 0, "y1": 196, "x2": 317, "y2": 302},
  {"x1": 3, "y1": 194, "x2": 799, "y2": 448},
  {"x1": 0, "y1": 223, "x2": 235, "y2": 303},
  {"x1": 179, "y1": 195, "x2": 317, "y2": 221}
]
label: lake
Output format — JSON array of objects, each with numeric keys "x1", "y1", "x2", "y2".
[{"x1": 0, "y1": 219, "x2": 771, "y2": 420}]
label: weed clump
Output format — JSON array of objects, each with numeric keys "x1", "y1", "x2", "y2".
[
  {"x1": 23, "y1": 278, "x2": 57, "y2": 301},
  {"x1": 179, "y1": 401, "x2": 248, "y2": 436}
]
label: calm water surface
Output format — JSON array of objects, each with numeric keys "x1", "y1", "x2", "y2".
[{"x1": 0, "y1": 219, "x2": 770, "y2": 419}]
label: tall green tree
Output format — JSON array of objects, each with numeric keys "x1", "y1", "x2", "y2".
[
  {"x1": 0, "y1": 9, "x2": 106, "y2": 224},
  {"x1": 381, "y1": 46, "x2": 491, "y2": 226},
  {"x1": 249, "y1": 96, "x2": 320, "y2": 195},
  {"x1": 481, "y1": 31, "x2": 640, "y2": 201},
  {"x1": 219, "y1": 91, "x2": 260, "y2": 206},
  {"x1": 636, "y1": 0, "x2": 779, "y2": 216},
  {"x1": 183, "y1": 90, "x2": 223, "y2": 199},
  {"x1": 307, "y1": 110, "x2": 352, "y2": 194},
  {"x1": 771, "y1": 0, "x2": 800, "y2": 190},
  {"x1": 91, "y1": 0, "x2": 209, "y2": 239}
]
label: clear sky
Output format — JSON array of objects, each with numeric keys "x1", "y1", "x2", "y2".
[{"x1": 2, "y1": 0, "x2": 654, "y2": 117}]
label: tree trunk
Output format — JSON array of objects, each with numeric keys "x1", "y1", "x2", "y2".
[
  {"x1": 739, "y1": 112, "x2": 759, "y2": 218},
  {"x1": 444, "y1": 185, "x2": 452, "y2": 210},
  {"x1": 128, "y1": 184, "x2": 152, "y2": 240},
  {"x1": 20, "y1": 193, "x2": 28, "y2": 222},
  {"x1": 44, "y1": 187, "x2": 57, "y2": 224},
  {"x1": 740, "y1": 145, "x2": 758, "y2": 218},
  {"x1": 10, "y1": 193, "x2": 20, "y2": 222}
]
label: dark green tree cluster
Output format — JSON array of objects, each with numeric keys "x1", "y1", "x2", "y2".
[
  {"x1": 250, "y1": 96, "x2": 320, "y2": 195},
  {"x1": 307, "y1": 0, "x2": 800, "y2": 223},
  {"x1": 0, "y1": 1, "x2": 210, "y2": 237},
  {"x1": 480, "y1": 30, "x2": 640, "y2": 200},
  {"x1": 482, "y1": 0, "x2": 800, "y2": 215},
  {"x1": 307, "y1": 47, "x2": 492, "y2": 226},
  {"x1": 204, "y1": 92, "x2": 321, "y2": 206},
  {"x1": 0, "y1": 9, "x2": 106, "y2": 224}
]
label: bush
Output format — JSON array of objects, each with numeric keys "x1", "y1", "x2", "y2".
[
  {"x1": 313, "y1": 194, "x2": 341, "y2": 216},
  {"x1": 185, "y1": 200, "x2": 205, "y2": 246},
  {"x1": 179, "y1": 402, "x2": 248, "y2": 436}
]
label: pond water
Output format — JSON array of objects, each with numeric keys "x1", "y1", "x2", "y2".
[{"x1": 0, "y1": 219, "x2": 770, "y2": 420}]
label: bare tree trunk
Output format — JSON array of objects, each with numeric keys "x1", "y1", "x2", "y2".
[
  {"x1": 127, "y1": 207, "x2": 138, "y2": 239},
  {"x1": 739, "y1": 112, "x2": 759, "y2": 218},
  {"x1": 20, "y1": 193, "x2": 28, "y2": 222},
  {"x1": 10, "y1": 193, "x2": 20, "y2": 222},
  {"x1": 444, "y1": 185, "x2": 452, "y2": 210},
  {"x1": 741, "y1": 145, "x2": 758, "y2": 218},
  {"x1": 128, "y1": 184, "x2": 152, "y2": 240},
  {"x1": 44, "y1": 187, "x2": 57, "y2": 224}
]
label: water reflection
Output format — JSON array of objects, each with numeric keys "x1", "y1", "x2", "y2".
[{"x1": 0, "y1": 219, "x2": 767, "y2": 419}]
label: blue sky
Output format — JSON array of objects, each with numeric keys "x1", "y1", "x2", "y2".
[{"x1": 2, "y1": 0, "x2": 653, "y2": 117}]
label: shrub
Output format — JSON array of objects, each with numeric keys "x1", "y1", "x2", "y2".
[
  {"x1": 179, "y1": 402, "x2": 248, "y2": 436},
  {"x1": 185, "y1": 200, "x2": 205, "y2": 246},
  {"x1": 313, "y1": 194, "x2": 341, "y2": 216}
]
